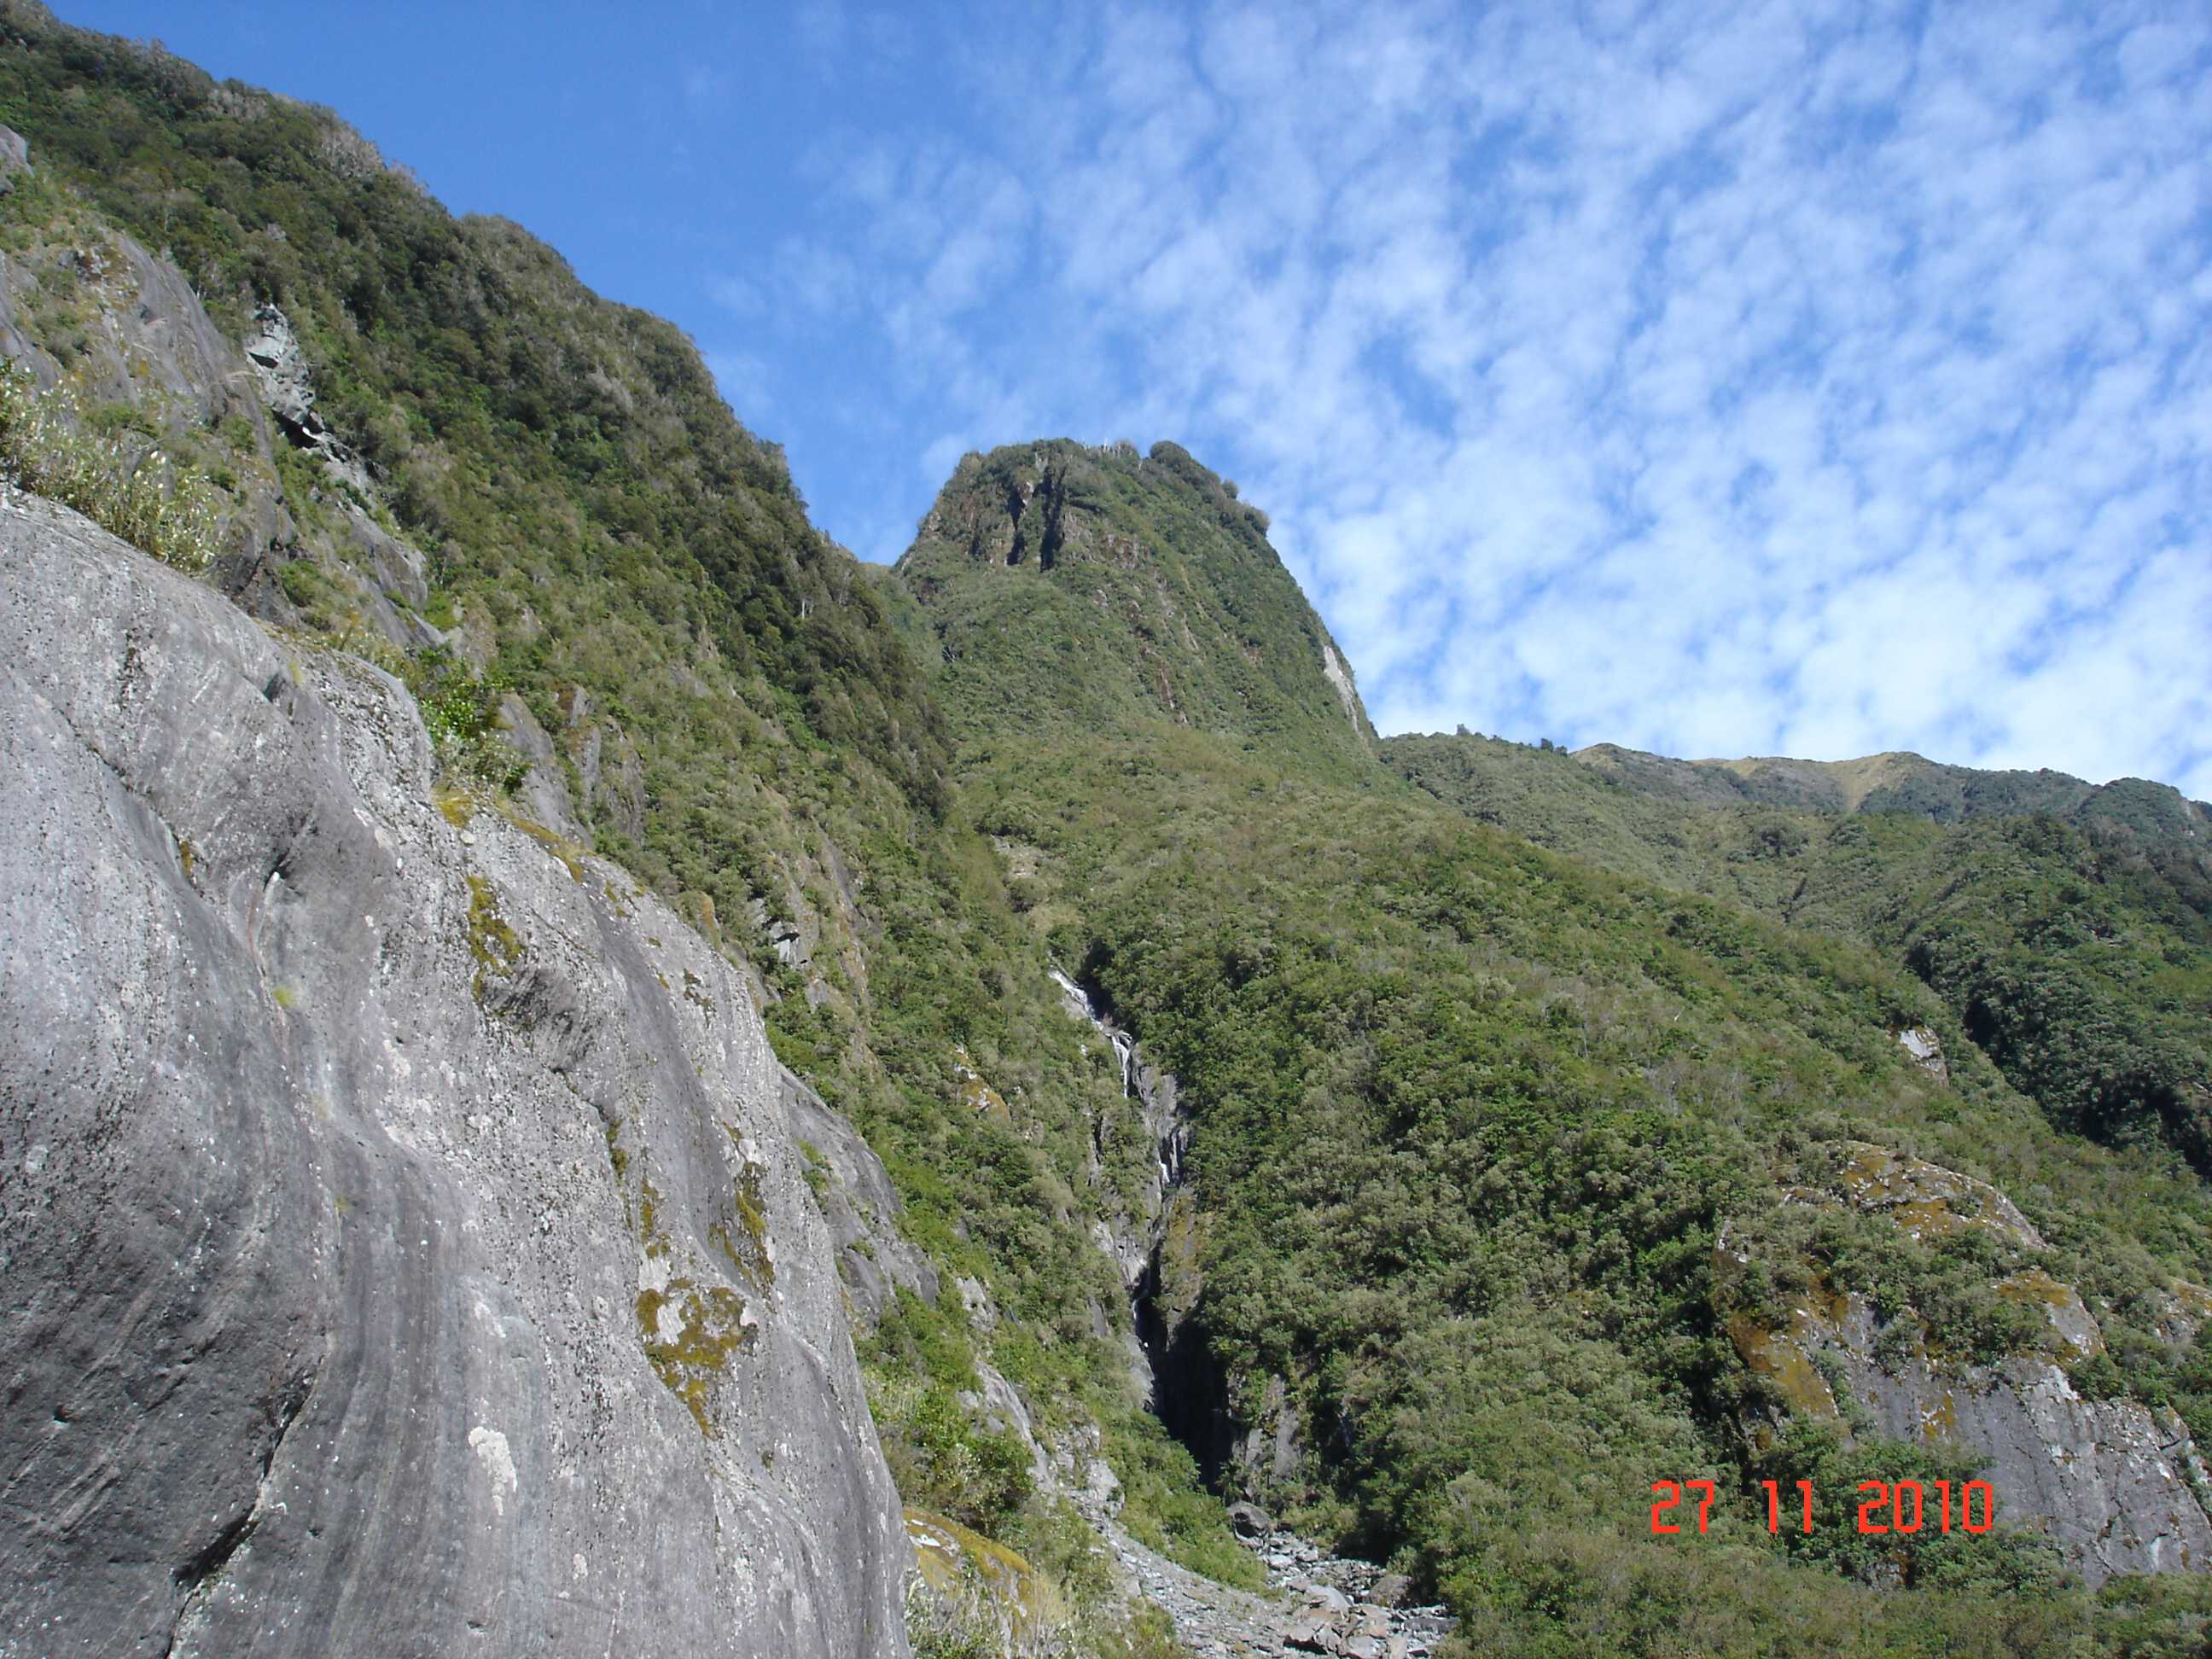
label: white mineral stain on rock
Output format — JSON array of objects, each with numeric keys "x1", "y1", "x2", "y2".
[
  {"x1": 469, "y1": 1425, "x2": 517, "y2": 1516},
  {"x1": 1320, "y1": 643, "x2": 1365, "y2": 736}
]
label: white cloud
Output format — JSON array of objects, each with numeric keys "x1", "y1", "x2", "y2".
[{"x1": 751, "y1": 0, "x2": 2212, "y2": 797}]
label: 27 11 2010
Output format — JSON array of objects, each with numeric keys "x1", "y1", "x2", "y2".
[{"x1": 1650, "y1": 1478, "x2": 1996, "y2": 1535}]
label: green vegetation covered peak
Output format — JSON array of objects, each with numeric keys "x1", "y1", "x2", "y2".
[{"x1": 894, "y1": 438, "x2": 1375, "y2": 775}]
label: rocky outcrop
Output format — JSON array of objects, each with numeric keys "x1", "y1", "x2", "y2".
[
  {"x1": 1318, "y1": 643, "x2": 1370, "y2": 750},
  {"x1": 1724, "y1": 1143, "x2": 2212, "y2": 1585},
  {"x1": 1088, "y1": 1509, "x2": 1456, "y2": 1659},
  {"x1": 778, "y1": 1064, "x2": 940, "y2": 1326},
  {"x1": 1895, "y1": 1023, "x2": 1948, "y2": 1080},
  {"x1": 0, "y1": 154, "x2": 439, "y2": 657},
  {"x1": 242, "y1": 302, "x2": 364, "y2": 488},
  {"x1": 0, "y1": 495, "x2": 911, "y2": 1656},
  {"x1": 1051, "y1": 969, "x2": 1252, "y2": 1501},
  {"x1": 904, "y1": 1509, "x2": 1067, "y2": 1657},
  {"x1": 0, "y1": 133, "x2": 240, "y2": 438}
]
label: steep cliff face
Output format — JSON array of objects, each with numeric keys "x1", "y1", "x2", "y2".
[
  {"x1": 0, "y1": 497, "x2": 911, "y2": 1656},
  {"x1": 1049, "y1": 970, "x2": 1223, "y2": 1452}
]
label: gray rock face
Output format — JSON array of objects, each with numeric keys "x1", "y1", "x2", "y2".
[
  {"x1": 777, "y1": 1065, "x2": 939, "y2": 1325},
  {"x1": 242, "y1": 304, "x2": 343, "y2": 469},
  {"x1": 0, "y1": 196, "x2": 439, "y2": 661},
  {"x1": 0, "y1": 496, "x2": 911, "y2": 1656},
  {"x1": 0, "y1": 143, "x2": 241, "y2": 435},
  {"x1": 1762, "y1": 1272, "x2": 2212, "y2": 1583},
  {"x1": 1726, "y1": 1144, "x2": 2212, "y2": 1585},
  {"x1": 496, "y1": 693, "x2": 588, "y2": 846}
]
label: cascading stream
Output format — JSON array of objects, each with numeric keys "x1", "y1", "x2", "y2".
[
  {"x1": 1051, "y1": 967, "x2": 1229, "y2": 1474},
  {"x1": 1051, "y1": 972, "x2": 1460, "y2": 1656}
]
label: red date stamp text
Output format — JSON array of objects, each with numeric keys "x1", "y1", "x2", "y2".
[{"x1": 1650, "y1": 1478, "x2": 1994, "y2": 1535}]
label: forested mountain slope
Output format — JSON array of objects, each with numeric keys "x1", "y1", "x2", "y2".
[
  {"x1": 894, "y1": 438, "x2": 1376, "y2": 777},
  {"x1": 5, "y1": 3, "x2": 2212, "y2": 1655},
  {"x1": 1388, "y1": 732, "x2": 2212, "y2": 1179},
  {"x1": 0, "y1": 9, "x2": 1231, "y2": 1655},
  {"x1": 893, "y1": 452, "x2": 2212, "y2": 1650}
]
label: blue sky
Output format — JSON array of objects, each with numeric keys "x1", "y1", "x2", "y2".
[{"x1": 65, "y1": 2, "x2": 2212, "y2": 796}]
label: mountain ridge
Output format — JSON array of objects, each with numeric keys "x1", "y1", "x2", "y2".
[
  {"x1": 5, "y1": 7, "x2": 2212, "y2": 1656},
  {"x1": 1568, "y1": 739, "x2": 2210, "y2": 828}
]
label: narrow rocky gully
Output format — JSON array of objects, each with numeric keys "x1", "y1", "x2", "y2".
[
  {"x1": 1051, "y1": 973, "x2": 1458, "y2": 1659},
  {"x1": 1094, "y1": 1500, "x2": 1458, "y2": 1658}
]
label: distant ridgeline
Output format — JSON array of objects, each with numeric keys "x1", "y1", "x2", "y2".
[
  {"x1": 4, "y1": 3, "x2": 2212, "y2": 1655},
  {"x1": 1387, "y1": 732, "x2": 2212, "y2": 1174}
]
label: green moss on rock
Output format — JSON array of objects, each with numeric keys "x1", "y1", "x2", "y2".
[{"x1": 463, "y1": 873, "x2": 522, "y2": 999}]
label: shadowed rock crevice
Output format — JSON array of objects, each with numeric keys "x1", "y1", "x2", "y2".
[
  {"x1": 1132, "y1": 1254, "x2": 1237, "y2": 1487},
  {"x1": 170, "y1": 1371, "x2": 313, "y2": 1592}
]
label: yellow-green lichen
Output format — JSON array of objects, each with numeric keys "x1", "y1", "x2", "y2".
[
  {"x1": 1924, "y1": 1388, "x2": 1958, "y2": 1442},
  {"x1": 640, "y1": 1178, "x2": 671, "y2": 1259},
  {"x1": 1727, "y1": 1313, "x2": 1839, "y2": 1419},
  {"x1": 616, "y1": 1135, "x2": 764, "y2": 1434},
  {"x1": 434, "y1": 782, "x2": 479, "y2": 829},
  {"x1": 637, "y1": 1278, "x2": 757, "y2": 1436},
  {"x1": 464, "y1": 874, "x2": 523, "y2": 998},
  {"x1": 1995, "y1": 1267, "x2": 2080, "y2": 1313},
  {"x1": 1997, "y1": 1268, "x2": 2104, "y2": 1358},
  {"x1": 952, "y1": 1045, "x2": 1011, "y2": 1123},
  {"x1": 905, "y1": 1508, "x2": 1068, "y2": 1648},
  {"x1": 675, "y1": 890, "x2": 720, "y2": 944},
  {"x1": 709, "y1": 1161, "x2": 775, "y2": 1288},
  {"x1": 1831, "y1": 1143, "x2": 2034, "y2": 1248},
  {"x1": 798, "y1": 1140, "x2": 831, "y2": 1205},
  {"x1": 500, "y1": 806, "x2": 587, "y2": 882},
  {"x1": 708, "y1": 1218, "x2": 772, "y2": 1289}
]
